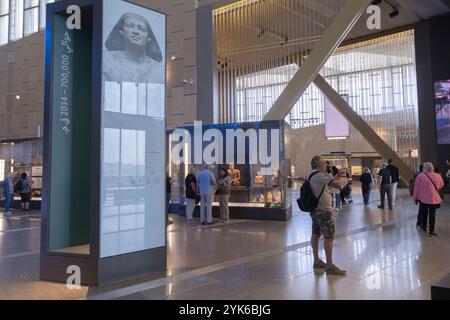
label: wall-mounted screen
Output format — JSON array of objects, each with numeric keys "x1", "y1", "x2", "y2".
[
  {"x1": 434, "y1": 80, "x2": 450, "y2": 144},
  {"x1": 101, "y1": 0, "x2": 166, "y2": 258},
  {"x1": 324, "y1": 95, "x2": 350, "y2": 140}
]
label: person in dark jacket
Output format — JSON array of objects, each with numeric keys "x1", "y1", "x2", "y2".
[
  {"x1": 185, "y1": 167, "x2": 198, "y2": 223},
  {"x1": 360, "y1": 168, "x2": 374, "y2": 205},
  {"x1": 167, "y1": 175, "x2": 173, "y2": 225},
  {"x1": 378, "y1": 163, "x2": 393, "y2": 210},
  {"x1": 386, "y1": 159, "x2": 400, "y2": 207},
  {"x1": 414, "y1": 164, "x2": 424, "y2": 228}
]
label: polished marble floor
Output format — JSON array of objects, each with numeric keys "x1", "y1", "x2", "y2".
[{"x1": 1, "y1": 187, "x2": 450, "y2": 300}]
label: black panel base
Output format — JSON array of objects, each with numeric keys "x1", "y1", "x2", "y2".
[
  {"x1": 98, "y1": 247, "x2": 167, "y2": 285},
  {"x1": 40, "y1": 254, "x2": 98, "y2": 286},
  {"x1": 40, "y1": 247, "x2": 167, "y2": 286},
  {"x1": 1, "y1": 200, "x2": 41, "y2": 211},
  {"x1": 431, "y1": 273, "x2": 450, "y2": 300},
  {"x1": 169, "y1": 204, "x2": 292, "y2": 221}
]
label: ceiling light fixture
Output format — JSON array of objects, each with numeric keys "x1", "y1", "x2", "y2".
[
  {"x1": 384, "y1": 0, "x2": 399, "y2": 18},
  {"x1": 389, "y1": 7, "x2": 399, "y2": 18}
]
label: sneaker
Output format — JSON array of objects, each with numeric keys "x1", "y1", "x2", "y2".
[
  {"x1": 4, "y1": 212, "x2": 12, "y2": 218},
  {"x1": 335, "y1": 208, "x2": 340, "y2": 212},
  {"x1": 224, "y1": 220, "x2": 231, "y2": 225},
  {"x1": 167, "y1": 219, "x2": 174, "y2": 225},
  {"x1": 201, "y1": 222, "x2": 206, "y2": 225},
  {"x1": 429, "y1": 232, "x2": 438, "y2": 237},
  {"x1": 377, "y1": 206, "x2": 384, "y2": 209},
  {"x1": 326, "y1": 264, "x2": 347, "y2": 276},
  {"x1": 313, "y1": 259, "x2": 327, "y2": 270}
]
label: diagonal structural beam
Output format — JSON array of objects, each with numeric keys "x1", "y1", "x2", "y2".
[
  {"x1": 313, "y1": 74, "x2": 414, "y2": 183},
  {"x1": 263, "y1": 0, "x2": 373, "y2": 121}
]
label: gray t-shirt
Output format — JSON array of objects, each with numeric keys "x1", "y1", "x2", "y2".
[{"x1": 308, "y1": 170, "x2": 333, "y2": 212}]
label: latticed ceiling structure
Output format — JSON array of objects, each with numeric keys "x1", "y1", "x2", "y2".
[
  {"x1": 211, "y1": 0, "x2": 450, "y2": 171},
  {"x1": 214, "y1": 0, "x2": 346, "y2": 69}
]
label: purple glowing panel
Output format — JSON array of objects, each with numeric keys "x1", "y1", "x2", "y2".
[{"x1": 324, "y1": 96, "x2": 349, "y2": 139}]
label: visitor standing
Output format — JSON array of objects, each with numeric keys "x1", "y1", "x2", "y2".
[
  {"x1": 185, "y1": 167, "x2": 198, "y2": 223},
  {"x1": 378, "y1": 163, "x2": 393, "y2": 210},
  {"x1": 329, "y1": 166, "x2": 341, "y2": 212},
  {"x1": 167, "y1": 175, "x2": 173, "y2": 225},
  {"x1": 386, "y1": 159, "x2": 400, "y2": 206},
  {"x1": 413, "y1": 162, "x2": 444, "y2": 237},
  {"x1": 326, "y1": 161, "x2": 332, "y2": 175},
  {"x1": 373, "y1": 165, "x2": 381, "y2": 188},
  {"x1": 216, "y1": 167, "x2": 232, "y2": 224},
  {"x1": 360, "y1": 168, "x2": 374, "y2": 205},
  {"x1": 1, "y1": 173, "x2": 14, "y2": 217},
  {"x1": 16, "y1": 173, "x2": 31, "y2": 212},
  {"x1": 197, "y1": 165, "x2": 216, "y2": 225},
  {"x1": 308, "y1": 155, "x2": 347, "y2": 276},
  {"x1": 413, "y1": 164, "x2": 424, "y2": 228}
]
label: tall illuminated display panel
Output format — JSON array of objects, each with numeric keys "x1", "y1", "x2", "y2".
[{"x1": 41, "y1": 0, "x2": 167, "y2": 286}]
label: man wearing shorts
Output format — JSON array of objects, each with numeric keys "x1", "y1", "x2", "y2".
[{"x1": 309, "y1": 155, "x2": 347, "y2": 276}]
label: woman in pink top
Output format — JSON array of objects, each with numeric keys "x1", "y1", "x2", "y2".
[{"x1": 413, "y1": 162, "x2": 444, "y2": 237}]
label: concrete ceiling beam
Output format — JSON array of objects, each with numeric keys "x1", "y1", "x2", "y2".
[{"x1": 313, "y1": 74, "x2": 414, "y2": 182}]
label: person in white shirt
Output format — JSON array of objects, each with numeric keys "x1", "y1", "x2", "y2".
[{"x1": 329, "y1": 166, "x2": 342, "y2": 212}]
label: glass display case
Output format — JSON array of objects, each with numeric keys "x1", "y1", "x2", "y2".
[
  {"x1": 0, "y1": 139, "x2": 43, "y2": 208},
  {"x1": 168, "y1": 120, "x2": 292, "y2": 221}
]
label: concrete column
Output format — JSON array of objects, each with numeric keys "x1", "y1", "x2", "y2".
[{"x1": 196, "y1": 4, "x2": 218, "y2": 124}]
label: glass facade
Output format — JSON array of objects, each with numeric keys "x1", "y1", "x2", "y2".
[
  {"x1": 0, "y1": 0, "x2": 54, "y2": 46},
  {"x1": 225, "y1": 31, "x2": 419, "y2": 170}
]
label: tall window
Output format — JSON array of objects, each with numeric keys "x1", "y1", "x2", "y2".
[
  {"x1": 24, "y1": 0, "x2": 39, "y2": 36},
  {"x1": 39, "y1": 0, "x2": 55, "y2": 29},
  {"x1": 0, "y1": 0, "x2": 9, "y2": 45},
  {"x1": 0, "y1": 0, "x2": 56, "y2": 46},
  {"x1": 9, "y1": 0, "x2": 23, "y2": 41}
]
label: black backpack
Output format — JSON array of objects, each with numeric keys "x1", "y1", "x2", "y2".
[
  {"x1": 15, "y1": 179, "x2": 24, "y2": 192},
  {"x1": 297, "y1": 171, "x2": 326, "y2": 213}
]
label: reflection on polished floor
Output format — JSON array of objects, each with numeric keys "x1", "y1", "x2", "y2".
[{"x1": 1, "y1": 187, "x2": 450, "y2": 300}]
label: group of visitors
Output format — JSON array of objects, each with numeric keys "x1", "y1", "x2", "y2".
[
  {"x1": 182, "y1": 165, "x2": 232, "y2": 226},
  {"x1": 377, "y1": 159, "x2": 400, "y2": 210},
  {"x1": 356, "y1": 159, "x2": 400, "y2": 209},
  {"x1": 304, "y1": 156, "x2": 448, "y2": 277},
  {"x1": 326, "y1": 163, "x2": 352, "y2": 212},
  {"x1": 1, "y1": 172, "x2": 32, "y2": 217}
]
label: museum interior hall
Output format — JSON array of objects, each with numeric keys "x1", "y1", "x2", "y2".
[{"x1": 1, "y1": 0, "x2": 450, "y2": 301}]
